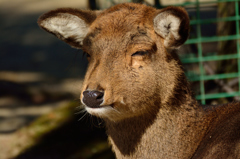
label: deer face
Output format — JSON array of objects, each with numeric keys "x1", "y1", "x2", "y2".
[{"x1": 38, "y1": 3, "x2": 189, "y2": 121}]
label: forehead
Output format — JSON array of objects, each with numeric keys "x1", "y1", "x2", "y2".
[
  {"x1": 83, "y1": 4, "x2": 156, "y2": 50},
  {"x1": 96, "y1": 3, "x2": 155, "y2": 29}
]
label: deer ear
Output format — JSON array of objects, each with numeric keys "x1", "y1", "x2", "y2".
[
  {"x1": 38, "y1": 8, "x2": 100, "y2": 48},
  {"x1": 153, "y1": 7, "x2": 189, "y2": 49}
]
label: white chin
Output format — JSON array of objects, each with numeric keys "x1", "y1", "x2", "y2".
[{"x1": 85, "y1": 106, "x2": 122, "y2": 121}]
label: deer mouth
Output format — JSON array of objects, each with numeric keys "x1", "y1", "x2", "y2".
[
  {"x1": 85, "y1": 104, "x2": 118, "y2": 119},
  {"x1": 85, "y1": 104, "x2": 113, "y2": 109}
]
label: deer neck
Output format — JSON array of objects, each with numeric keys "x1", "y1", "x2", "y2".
[{"x1": 105, "y1": 96, "x2": 213, "y2": 159}]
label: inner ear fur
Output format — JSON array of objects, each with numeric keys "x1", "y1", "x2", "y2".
[
  {"x1": 38, "y1": 8, "x2": 100, "y2": 48},
  {"x1": 153, "y1": 7, "x2": 190, "y2": 49}
]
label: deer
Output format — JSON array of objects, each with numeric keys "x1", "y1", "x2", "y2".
[{"x1": 38, "y1": 3, "x2": 240, "y2": 159}]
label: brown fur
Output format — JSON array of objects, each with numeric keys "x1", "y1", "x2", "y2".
[{"x1": 38, "y1": 3, "x2": 240, "y2": 158}]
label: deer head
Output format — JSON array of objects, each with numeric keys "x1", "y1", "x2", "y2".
[{"x1": 38, "y1": 3, "x2": 190, "y2": 121}]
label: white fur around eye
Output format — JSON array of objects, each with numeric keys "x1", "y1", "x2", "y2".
[
  {"x1": 153, "y1": 13, "x2": 180, "y2": 46},
  {"x1": 41, "y1": 13, "x2": 89, "y2": 45}
]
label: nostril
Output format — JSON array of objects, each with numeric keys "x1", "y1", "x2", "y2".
[
  {"x1": 96, "y1": 92, "x2": 104, "y2": 100},
  {"x1": 82, "y1": 90, "x2": 104, "y2": 108}
]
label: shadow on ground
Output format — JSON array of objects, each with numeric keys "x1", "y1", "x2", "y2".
[{"x1": 14, "y1": 107, "x2": 115, "y2": 159}]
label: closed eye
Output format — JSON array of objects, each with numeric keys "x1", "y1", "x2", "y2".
[{"x1": 131, "y1": 51, "x2": 148, "y2": 56}]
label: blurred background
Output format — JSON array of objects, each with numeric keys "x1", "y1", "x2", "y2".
[{"x1": 0, "y1": 0, "x2": 239, "y2": 158}]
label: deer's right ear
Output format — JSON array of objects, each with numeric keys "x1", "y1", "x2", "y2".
[{"x1": 38, "y1": 8, "x2": 100, "y2": 49}]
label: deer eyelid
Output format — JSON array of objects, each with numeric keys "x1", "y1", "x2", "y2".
[{"x1": 131, "y1": 51, "x2": 148, "y2": 57}]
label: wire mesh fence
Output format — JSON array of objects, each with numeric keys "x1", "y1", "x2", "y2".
[{"x1": 176, "y1": 0, "x2": 240, "y2": 104}]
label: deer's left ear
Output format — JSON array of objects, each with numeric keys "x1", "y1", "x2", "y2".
[
  {"x1": 38, "y1": 8, "x2": 101, "y2": 49},
  {"x1": 153, "y1": 7, "x2": 190, "y2": 49}
]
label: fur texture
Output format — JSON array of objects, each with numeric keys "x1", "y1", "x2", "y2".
[{"x1": 38, "y1": 3, "x2": 240, "y2": 159}]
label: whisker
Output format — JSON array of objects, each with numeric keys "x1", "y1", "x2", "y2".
[
  {"x1": 75, "y1": 108, "x2": 86, "y2": 114},
  {"x1": 76, "y1": 105, "x2": 85, "y2": 110},
  {"x1": 78, "y1": 111, "x2": 88, "y2": 121},
  {"x1": 112, "y1": 108, "x2": 121, "y2": 114},
  {"x1": 75, "y1": 106, "x2": 82, "y2": 110},
  {"x1": 93, "y1": 117, "x2": 104, "y2": 128}
]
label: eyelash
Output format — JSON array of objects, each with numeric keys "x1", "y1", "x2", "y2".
[
  {"x1": 131, "y1": 51, "x2": 148, "y2": 56},
  {"x1": 83, "y1": 51, "x2": 90, "y2": 58}
]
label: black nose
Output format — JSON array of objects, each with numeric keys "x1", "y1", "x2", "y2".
[{"x1": 82, "y1": 90, "x2": 104, "y2": 108}]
